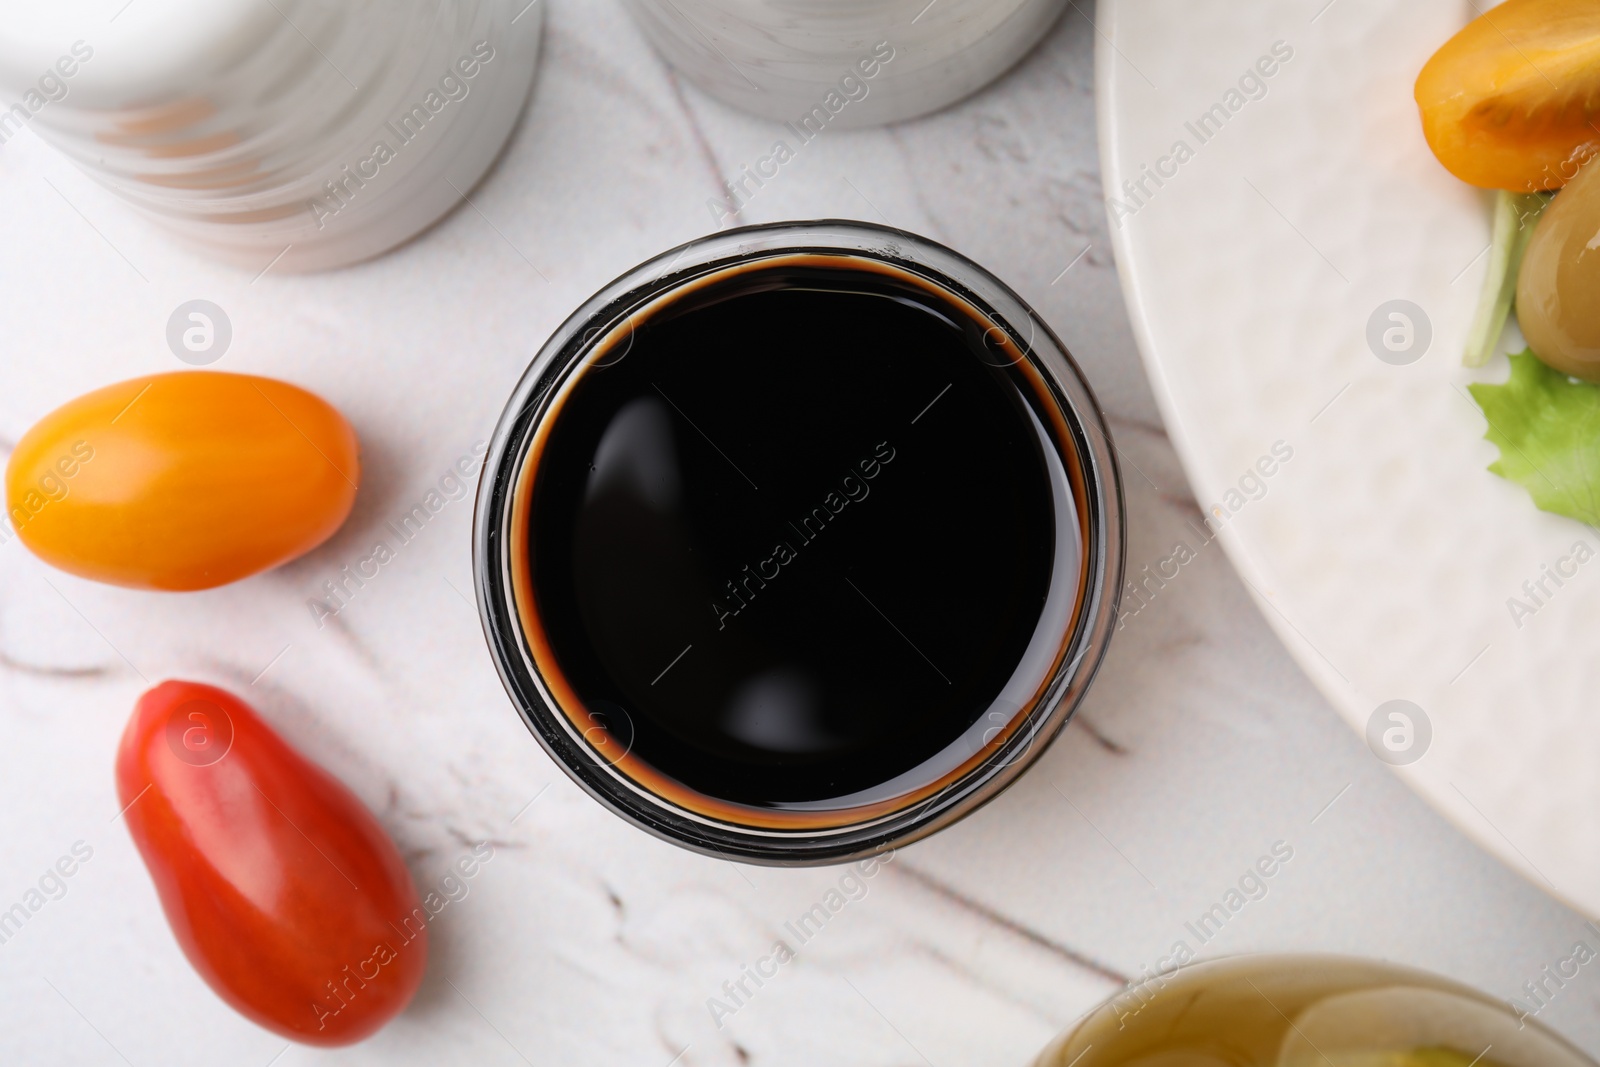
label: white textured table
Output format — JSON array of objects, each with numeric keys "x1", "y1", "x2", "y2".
[{"x1": 0, "y1": 3, "x2": 1596, "y2": 1064}]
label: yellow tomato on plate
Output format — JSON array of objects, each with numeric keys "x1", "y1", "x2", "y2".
[{"x1": 1416, "y1": 0, "x2": 1600, "y2": 191}]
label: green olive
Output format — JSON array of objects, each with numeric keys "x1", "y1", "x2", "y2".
[{"x1": 1518, "y1": 157, "x2": 1600, "y2": 381}]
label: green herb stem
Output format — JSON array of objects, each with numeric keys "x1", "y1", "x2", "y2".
[{"x1": 1463, "y1": 191, "x2": 1553, "y2": 368}]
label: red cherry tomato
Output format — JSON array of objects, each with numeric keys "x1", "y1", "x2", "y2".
[{"x1": 116, "y1": 681, "x2": 426, "y2": 1046}]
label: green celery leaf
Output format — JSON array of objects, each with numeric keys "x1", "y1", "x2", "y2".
[{"x1": 1469, "y1": 350, "x2": 1600, "y2": 526}]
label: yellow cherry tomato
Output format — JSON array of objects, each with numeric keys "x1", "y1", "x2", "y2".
[
  {"x1": 6, "y1": 371, "x2": 359, "y2": 591},
  {"x1": 1416, "y1": 0, "x2": 1600, "y2": 191}
]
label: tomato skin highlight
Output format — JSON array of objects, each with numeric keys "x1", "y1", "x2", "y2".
[
  {"x1": 116, "y1": 681, "x2": 426, "y2": 1046},
  {"x1": 6, "y1": 371, "x2": 359, "y2": 591},
  {"x1": 1416, "y1": 0, "x2": 1600, "y2": 191}
]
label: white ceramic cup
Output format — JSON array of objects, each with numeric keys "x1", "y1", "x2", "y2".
[
  {"x1": 620, "y1": 0, "x2": 1068, "y2": 127},
  {"x1": 0, "y1": 0, "x2": 543, "y2": 272}
]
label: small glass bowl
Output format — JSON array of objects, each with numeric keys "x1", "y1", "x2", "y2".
[
  {"x1": 473, "y1": 220, "x2": 1124, "y2": 865},
  {"x1": 1031, "y1": 953, "x2": 1596, "y2": 1067}
]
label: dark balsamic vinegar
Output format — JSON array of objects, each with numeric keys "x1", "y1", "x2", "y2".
[{"x1": 525, "y1": 258, "x2": 1069, "y2": 810}]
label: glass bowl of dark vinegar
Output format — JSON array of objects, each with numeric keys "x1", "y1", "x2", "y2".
[{"x1": 474, "y1": 220, "x2": 1124, "y2": 864}]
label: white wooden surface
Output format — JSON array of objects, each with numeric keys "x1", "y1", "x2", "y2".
[{"x1": 0, "y1": 3, "x2": 1595, "y2": 1064}]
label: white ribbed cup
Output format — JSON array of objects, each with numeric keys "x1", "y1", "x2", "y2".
[
  {"x1": 0, "y1": 0, "x2": 542, "y2": 272},
  {"x1": 620, "y1": 0, "x2": 1067, "y2": 127}
]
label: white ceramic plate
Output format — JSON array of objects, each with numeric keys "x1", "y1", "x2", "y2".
[{"x1": 1097, "y1": 0, "x2": 1600, "y2": 917}]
